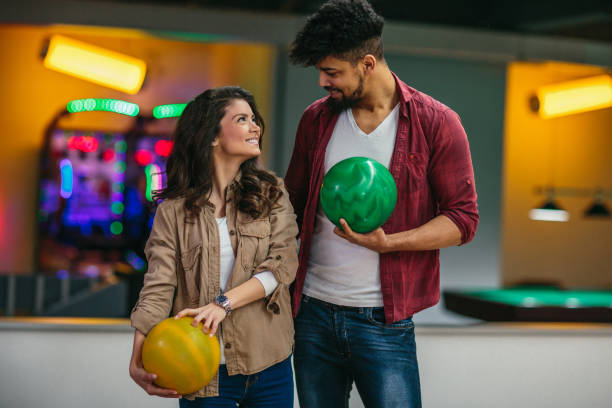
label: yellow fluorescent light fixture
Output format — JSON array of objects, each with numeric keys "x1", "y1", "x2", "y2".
[
  {"x1": 43, "y1": 35, "x2": 146, "y2": 94},
  {"x1": 532, "y1": 75, "x2": 612, "y2": 118}
]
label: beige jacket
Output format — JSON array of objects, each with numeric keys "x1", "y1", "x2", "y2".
[{"x1": 130, "y1": 176, "x2": 299, "y2": 398}]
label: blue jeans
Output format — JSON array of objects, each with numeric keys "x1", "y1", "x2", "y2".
[
  {"x1": 179, "y1": 357, "x2": 293, "y2": 408},
  {"x1": 294, "y1": 295, "x2": 421, "y2": 408}
]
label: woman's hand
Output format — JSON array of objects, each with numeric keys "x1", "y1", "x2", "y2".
[
  {"x1": 129, "y1": 361, "x2": 181, "y2": 398},
  {"x1": 129, "y1": 329, "x2": 181, "y2": 398},
  {"x1": 176, "y1": 303, "x2": 227, "y2": 337}
]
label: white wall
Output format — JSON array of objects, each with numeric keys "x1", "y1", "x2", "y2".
[{"x1": 1, "y1": 321, "x2": 611, "y2": 408}]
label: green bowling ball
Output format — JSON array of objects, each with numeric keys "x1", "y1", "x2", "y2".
[{"x1": 320, "y1": 157, "x2": 397, "y2": 233}]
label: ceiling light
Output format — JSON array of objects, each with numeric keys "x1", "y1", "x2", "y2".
[
  {"x1": 531, "y1": 75, "x2": 612, "y2": 119},
  {"x1": 43, "y1": 35, "x2": 146, "y2": 94},
  {"x1": 529, "y1": 199, "x2": 570, "y2": 222},
  {"x1": 584, "y1": 199, "x2": 611, "y2": 218}
]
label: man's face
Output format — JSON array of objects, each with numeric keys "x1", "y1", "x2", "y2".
[{"x1": 315, "y1": 55, "x2": 364, "y2": 112}]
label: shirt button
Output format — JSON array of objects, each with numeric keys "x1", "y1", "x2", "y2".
[
  {"x1": 229, "y1": 230, "x2": 235, "y2": 235},
  {"x1": 270, "y1": 303, "x2": 280, "y2": 314},
  {"x1": 225, "y1": 343, "x2": 232, "y2": 349},
  {"x1": 466, "y1": 180, "x2": 471, "y2": 185},
  {"x1": 275, "y1": 255, "x2": 282, "y2": 260},
  {"x1": 409, "y1": 154, "x2": 415, "y2": 160}
]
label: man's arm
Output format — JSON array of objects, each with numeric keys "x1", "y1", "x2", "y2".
[
  {"x1": 335, "y1": 108, "x2": 478, "y2": 253},
  {"x1": 334, "y1": 215, "x2": 460, "y2": 253}
]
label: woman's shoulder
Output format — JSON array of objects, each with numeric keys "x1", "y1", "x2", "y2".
[
  {"x1": 271, "y1": 174, "x2": 285, "y2": 186},
  {"x1": 155, "y1": 197, "x2": 188, "y2": 214}
]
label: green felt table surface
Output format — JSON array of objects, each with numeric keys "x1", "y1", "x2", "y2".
[{"x1": 460, "y1": 288, "x2": 612, "y2": 308}]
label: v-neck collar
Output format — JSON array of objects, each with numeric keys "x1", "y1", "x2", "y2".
[{"x1": 347, "y1": 103, "x2": 400, "y2": 137}]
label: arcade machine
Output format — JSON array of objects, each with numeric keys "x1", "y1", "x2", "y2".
[{"x1": 36, "y1": 98, "x2": 183, "y2": 316}]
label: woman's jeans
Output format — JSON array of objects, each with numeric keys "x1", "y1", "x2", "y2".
[
  {"x1": 179, "y1": 357, "x2": 293, "y2": 408},
  {"x1": 294, "y1": 295, "x2": 421, "y2": 408}
]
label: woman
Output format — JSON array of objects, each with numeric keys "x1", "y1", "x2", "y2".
[{"x1": 129, "y1": 86, "x2": 298, "y2": 407}]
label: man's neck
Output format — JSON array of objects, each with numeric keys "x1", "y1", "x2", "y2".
[{"x1": 354, "y1": 65, "x2": 398, "y2": 114}]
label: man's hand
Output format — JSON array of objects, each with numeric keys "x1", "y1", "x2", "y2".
[{"x1": 333, "y1": 218, "x2": 391, "y2": 253}]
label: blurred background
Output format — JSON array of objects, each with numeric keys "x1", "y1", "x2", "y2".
[{"x1": 1, "y1": 0, "x2": 611, "y2": 407}]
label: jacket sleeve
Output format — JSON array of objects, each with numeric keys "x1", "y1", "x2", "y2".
[
  {"x1": 130, "y1": 201, "x2": 178, "y2": 334},
  {"x1": 254, "y1": 180, "x2": 299, "y2": 314},
  {"x1": 284, "y1": 109, "x2": 312, "y2": 231},
  {"x1": 428, "y1": 109, "x2": 479, "y2": 245}
]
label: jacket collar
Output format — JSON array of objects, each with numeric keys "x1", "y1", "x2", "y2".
[{"x1": 227, "y1": 169, "x2": 243, "y2": 192}]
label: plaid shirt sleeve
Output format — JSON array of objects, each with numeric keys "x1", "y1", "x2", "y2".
[{"x1": 428, "y1": 109, "x2": 479, "y2": 244}]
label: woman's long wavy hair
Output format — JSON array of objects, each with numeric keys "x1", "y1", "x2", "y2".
[{"x1": 155, "y1": 86, "x2": 281, "y2": 219}]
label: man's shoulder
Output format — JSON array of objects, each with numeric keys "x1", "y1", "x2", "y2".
[
  {"x1": 396, "y1": 76, "x2": 454, "y2": 118},
  {"x1": 302, "y1": 96, "x2": 330, "y2": 118}
]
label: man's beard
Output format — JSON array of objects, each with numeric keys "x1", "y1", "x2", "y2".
[{"x1": 326, "y1": 76, "x2": 364, "y2": 113}]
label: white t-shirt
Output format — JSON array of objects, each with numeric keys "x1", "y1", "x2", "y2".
[
  {"x1": 303, "y1": 104, "x2": 399, "y2": 307},
  {"x1": 216, "y1": 216, "x2": 277, "y2": 363}
]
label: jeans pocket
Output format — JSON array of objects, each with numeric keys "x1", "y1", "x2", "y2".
[{"x1": 366, "y1": 308, "x2": 414, "y2": 330}]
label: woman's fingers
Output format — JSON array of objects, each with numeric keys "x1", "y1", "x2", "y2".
[
  {"x1": 198, "y1": 309, "x2": 213, "y2": 333},
  {"x1": 177, "y1": 303, "x2": 227, "y2": 336},
  {"x1": 209, "y1": 318, "x2": 220, "y2": 337},
  {"x1": 175, "y1": 308, "x2": 198, "y2": 319},
  {"x1": 145, "y1": 383, "x2": 182, "y2": 398},
  {"x1": 131, "y1": 366, "x2": 181, "y2": 398}
]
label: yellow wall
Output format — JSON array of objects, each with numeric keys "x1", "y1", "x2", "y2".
[
  {"x1": 501, "y1": 62, "x2": 612, "y2": 288},
  {"x1": 0, "y1": 24, "x2": 275, "y2": 274}
]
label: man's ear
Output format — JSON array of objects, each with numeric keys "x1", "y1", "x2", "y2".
[{"x1": 362, "y1": 54, "x2": 377, "y2": 73}]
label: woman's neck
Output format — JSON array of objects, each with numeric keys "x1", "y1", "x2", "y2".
[{"x1": 210, "y1": 157, "x2": 242, "y2": 217}]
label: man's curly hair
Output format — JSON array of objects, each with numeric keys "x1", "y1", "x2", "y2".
[{"x1": 289, "y1": 0, "x2": 384, "y2": 66}]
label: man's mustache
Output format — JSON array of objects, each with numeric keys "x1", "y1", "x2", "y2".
[{"x1": 324, "y1": 86, "x2": 341, "y2": 93}]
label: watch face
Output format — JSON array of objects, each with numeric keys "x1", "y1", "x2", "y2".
[{"x1": 216, "y1": 295, "x2": 228, "y2": 303}]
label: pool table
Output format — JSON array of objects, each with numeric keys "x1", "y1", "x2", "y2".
[{"x1": 443, "y1": 287, "x2": 612, "y2": 322}]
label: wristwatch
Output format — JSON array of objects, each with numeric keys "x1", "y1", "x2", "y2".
[{"x1": 214, "y1": 294, "x2": 232, "y2": 316}]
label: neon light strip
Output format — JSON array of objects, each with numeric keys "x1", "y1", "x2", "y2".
[
  {"x1": 59, "y1": 159, "x2": 73, "y2": 199},
  {"x1": 153, "y1": 103, "x2": 187, "y2": 119},
  {"x1": 145, "y1": 164, "x2": 162, "y2": 202},
  {"x1": 67, "y1": 98, "x2": 139, "y2": 116}
]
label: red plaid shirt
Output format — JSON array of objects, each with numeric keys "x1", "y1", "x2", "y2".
[{"x1": 285, "y1": 73, "x2": 479, "y2": 323}]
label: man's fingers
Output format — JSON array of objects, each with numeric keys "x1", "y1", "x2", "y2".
[
  {"x1": 333, "y1": 226, "x2": 347, "y2": 238},
  {"x1": 339, "y1": 218, "x2": 354, "y2": 234}
]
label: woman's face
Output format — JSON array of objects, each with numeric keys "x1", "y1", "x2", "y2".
[{"x1": 213, "y1": 98, "x2": 261, "y2": 161}]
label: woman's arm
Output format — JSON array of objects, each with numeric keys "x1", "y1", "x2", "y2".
[
  {"x1": 177, "y1": 180, "x2": 299, "y2": 334},
  {"x1": 175, "y1": 276, "x2": 267, "y2": 336},
  {"x1": 130, "y1": 201, "x2": 179, "y2": 334},
  {"x1": 128, "y1": 202, "x2": 180, "y2": 397}
]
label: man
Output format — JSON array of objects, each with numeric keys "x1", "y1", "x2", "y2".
[{"x1": 284, "y1": 1, "x2": 479, "y2": 407}]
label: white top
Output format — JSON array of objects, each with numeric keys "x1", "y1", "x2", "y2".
[
  {"x1": 304, "y1": 104, "x2": 399, "y2": 307},
  {"x1": 216, "y1": 217, "x2": 277, "y2": 363}
]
